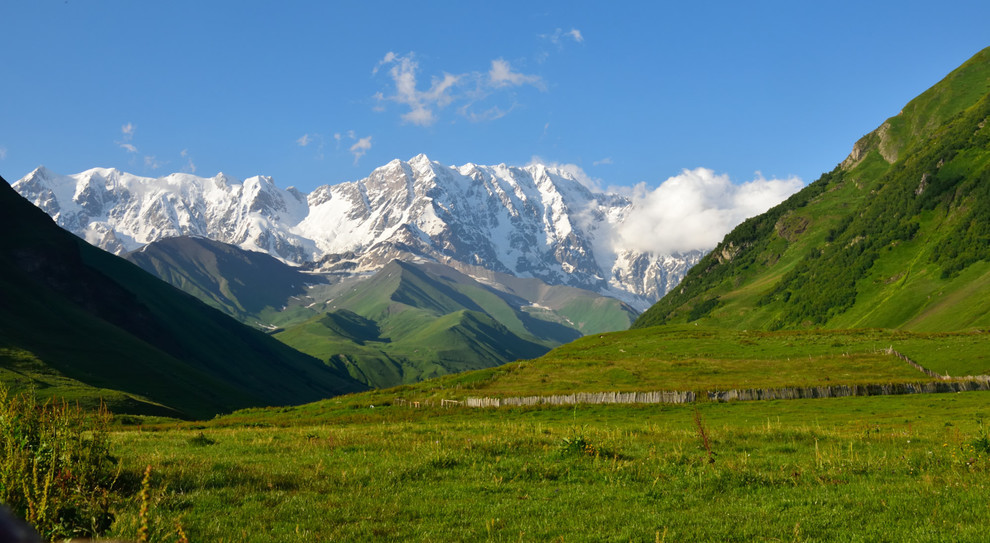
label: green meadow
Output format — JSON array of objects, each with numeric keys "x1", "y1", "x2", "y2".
[
  {"x1": 103, "y1": 391, "x2": 990, "y2": 542},
  {"x1": 49, "y1": 326, "x2": 986, "y2": 541}
]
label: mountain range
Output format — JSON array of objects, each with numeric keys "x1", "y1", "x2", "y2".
[
  {"x1": 11, "y1": 156, "x2": 704, "y2": 310},
  {"x1": 10, "y1": 155, "x2": 701, "y2": 389}
]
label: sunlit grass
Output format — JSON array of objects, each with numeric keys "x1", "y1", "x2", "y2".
[{"x1": 105, "y1": 391, "x2": 990, "y2": 541}]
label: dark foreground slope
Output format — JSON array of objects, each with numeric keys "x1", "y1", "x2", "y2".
[
  {"x1": 635, "y1": 47, "x2": 990, "y2": 331},
  {"x1": 0, "y1": 177, "x2": 365, "y2": 418}
]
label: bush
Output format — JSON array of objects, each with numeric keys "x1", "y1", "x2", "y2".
[{"x1": 0, "y1": 387, "x2": 118, "y2": 540}]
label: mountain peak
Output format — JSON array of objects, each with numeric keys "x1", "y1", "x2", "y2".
[
  {"x1": 29, "y1": 165, "x2": 53, "y2": 179},
  {"x1": 409, "y1": 153, "x2": 432, "y2": 165},
  {"x1": 214, "y1": 172, "x2": 238, "y2": 186}
]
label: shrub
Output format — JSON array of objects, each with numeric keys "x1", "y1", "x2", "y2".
[
  {"x1": 0, "y1": 386, "x2": 118, "y2": 540},
  {"x1": 559, "y1": 435, "x2": 599, "y2": 457}
]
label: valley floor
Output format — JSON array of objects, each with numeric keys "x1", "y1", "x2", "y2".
[{"x1": 106, "y1": 391, "x2": 990, "y2": 542}]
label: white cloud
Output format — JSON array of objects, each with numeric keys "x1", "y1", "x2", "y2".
[
  {"x1": 615, "y1": 168, "x2": 804, "y2": 255},
  {"x1": 180, "y1": 149, "x2": 196, "y2": 173},
  {"x1": 0, "y1": 146, "x2": 8, "y2": 160},
  {"x1": 374, "y1": 52, "x2": 461, "y2": 127},
  {"x1": 332, "y1": 130, "x2": 368, "y2": 156},
  {"x1": 371, "y1": 93, "x2": 386, "y2": 112},
  {"x1": 372, "y1": 51, "x2": 397, "y2": 75},
  {"x1": 144, "y1": 155, "x2": 163, "y2": 170},
  {"x1": 349, "y1": 136, "x2": 372, "y2": 164},
  {"x1": 461, "y1": 103, "x2": 512, "y2": 123},
  {"x1": 116, "y1": 122, "x2": 138, "y2": 153},
  {"x1": 593, "y1": 157, "x2": 613, "y2": 166},
  {"x1": 489, "y1": 59, "x2": 544, "y2": 89},
  {"x1": 296, "y1": 133, "x2": 327, "y2": 159},
  {"x1": 402, "y1": 107, "x2": 435, "y2": 126},
  {"x1": 543, "y1": 27, "x2": 584, "y2": 46},
  {"x1": 374, "y1": 51, "x2": 545, "y2": 125}
]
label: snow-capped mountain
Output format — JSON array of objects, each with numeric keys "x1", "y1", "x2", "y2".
[{"x1": 12, "y1": 155, "x2": 703, "y2": 309}]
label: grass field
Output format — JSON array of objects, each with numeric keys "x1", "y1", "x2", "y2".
[
  {"x1": 105, "y1": 391, "x2": 990, "y2": 541},
  {"x1": 7, "y1": 325, "x2": 990, "y2": 541}
]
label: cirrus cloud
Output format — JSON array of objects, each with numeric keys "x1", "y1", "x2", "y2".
[
  {"x1": 374, "y1": 52, "x2": 460, "y2": 126},
  {"x1": 116, "y1": 122, "x2": 139, "y2": 153},
  {"x1": 349, "y1": 135, "x2": 372, "y2": 164},
  {"x1": 541, "y1": 27, "x2": 585, "y2": 47},
  {"x1": 489, "y1": 58, "x2": 544, "y2": 89}
]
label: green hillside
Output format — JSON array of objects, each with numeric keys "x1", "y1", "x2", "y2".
[
  {"x1": 0, "y1": 177, "x2": 365, "y2": 418},
  {"x1": 276, "y1": 261, "x2": 582, "y2": 387},
  {"x1": 635, "y1": 46, "x2": 990, "y2": 332}
]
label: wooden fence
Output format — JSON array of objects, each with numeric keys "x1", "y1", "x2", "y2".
[
  {"x1": 886, "y1": 347, "x2": 950, "y2": 379},
  {"x1": 465, "y1": 390, "x2": 696, "y2": 408},
  {"x1": 464, "y1": 379, "x2": 990, "y2": 408}
]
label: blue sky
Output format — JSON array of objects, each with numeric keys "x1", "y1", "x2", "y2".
[{"x1": 2, "y1": 0, "x2": 988, "y2": 193}]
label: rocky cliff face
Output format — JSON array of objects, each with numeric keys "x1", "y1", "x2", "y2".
[{"x1": 12, "y1": 156, "x2": 704, "y2": 310}]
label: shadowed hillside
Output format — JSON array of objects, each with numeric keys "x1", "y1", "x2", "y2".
[{"x1": 0, "y1": 176, "x2": 365, "y2": 418}]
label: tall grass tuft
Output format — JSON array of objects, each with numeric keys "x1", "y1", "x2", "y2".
[
  {"x1": 136, "y1": 465, "x2": 151, "y2": 543},
  {"x1": 693, "y1": 408, "x2": 716, "y2": 464},
  {"x1": 0, "y1": 386, "x2": 118, "y2": 540}
]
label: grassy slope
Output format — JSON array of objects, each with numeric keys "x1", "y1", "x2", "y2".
[
  {"x1": 634, "y1": 46, "x2": 990, "y2": 332},
  {"x1": 0, "y1": 178, "x2": 365, "y2": 418},
  {"x1": 369, "y1": 326, "x2": 989, "y2": 401},
  {"x1": 276, "y1": 261, "x2": 554, "y2": 387}
]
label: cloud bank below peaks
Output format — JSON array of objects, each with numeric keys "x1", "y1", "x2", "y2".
[{"x1": 615, "y1": 168, "x2": 804, "y2": 255}]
